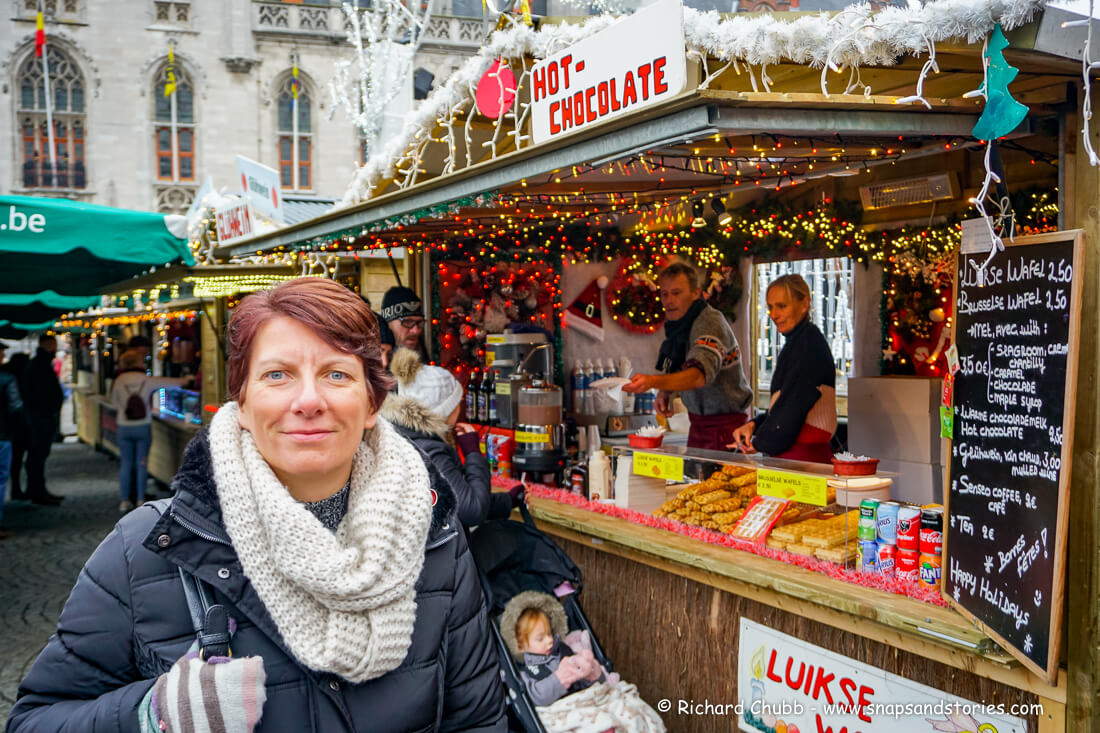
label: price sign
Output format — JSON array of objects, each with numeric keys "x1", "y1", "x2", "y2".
[
  {"x1": 756, "y1": 468, "x2": 829, "y2": 506},
  {"x1": 633, "y1": 451, "x2": 684, "y2": 482},
  {"x1": 515, "y1": 430, "x2": 549, "y2": 444},
  {"x1": 945, "y1": 231, "x2": 1083, "y2": 682}
]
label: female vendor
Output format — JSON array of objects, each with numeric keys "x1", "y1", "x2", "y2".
[{"x1": 729, "y1": 273, "x2": 837, "y2": 463}]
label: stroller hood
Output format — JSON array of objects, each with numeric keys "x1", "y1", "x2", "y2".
[{"x1": 500, "y1": 590, "x2": 570, "y2": 662}]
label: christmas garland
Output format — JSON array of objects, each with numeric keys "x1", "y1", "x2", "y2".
[
  {"x1": 605, "y1": 260, "x2": 664, "y2": 334},
  {"x1": 433, "y1": 259, "x2": 558, "y2": 372}
]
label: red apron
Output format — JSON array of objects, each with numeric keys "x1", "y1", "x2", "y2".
[
  {"x1": 687, "y1": 412, "x2": 748, "y2": 451},
  {"x1": 772, "y1": 423, "x2": 833, "y2": 464}
]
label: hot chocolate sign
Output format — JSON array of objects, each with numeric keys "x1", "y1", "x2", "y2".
[{"x1": 530, "y1": 0, "x2": 687, "y2": 144}]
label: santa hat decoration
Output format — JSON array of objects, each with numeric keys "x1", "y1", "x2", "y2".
[{"x1": 564, "y1": 276, "x2": 608, "y2": 341}]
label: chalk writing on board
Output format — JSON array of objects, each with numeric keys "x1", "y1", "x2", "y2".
[{"x1": 946, "y1": 238, "x2": 1077, "y2": 677}]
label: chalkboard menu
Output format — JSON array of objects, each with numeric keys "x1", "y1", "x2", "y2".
[{"x1": 945, "y1": 231, "x2": 1082, "y2": 682}]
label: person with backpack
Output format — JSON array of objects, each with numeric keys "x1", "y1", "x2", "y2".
[{"x1": 109, "y1": 350, "x2": 186, "y2": 513}]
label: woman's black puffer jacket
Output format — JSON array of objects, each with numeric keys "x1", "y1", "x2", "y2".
[
  {"x1": 382, "y1": 394, "x2": 513, "y2": 527},
  {"x1": 7, "y1": 431, "x2": 506, "y2": 733}
]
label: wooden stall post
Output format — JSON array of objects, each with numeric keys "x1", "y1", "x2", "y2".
[
  {"x1": 200, "y1": 297, "x2": 228, "y2": 411},
  {"x1": 1066, "y1": 99, "x2": 1100, "y2": 729}
]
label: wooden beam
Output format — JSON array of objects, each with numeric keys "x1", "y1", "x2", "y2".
[
  {"x1": 199, "y1": 297, "x2": 226, "y2": 411},
  {"x1": 702, "y1": 88, "x2": 987, "y2": 114},
  {"x1": 1066, "y1": 83, "x2": 1100, "y2": 729}
]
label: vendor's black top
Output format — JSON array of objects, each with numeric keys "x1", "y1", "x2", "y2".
[{"x1": 751, "y1": 316, "x2": 835, "y2": 455}]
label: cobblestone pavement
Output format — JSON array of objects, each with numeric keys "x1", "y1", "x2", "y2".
[{"x1": 0, "y1": 441, "x2": 124, "y2": 727}]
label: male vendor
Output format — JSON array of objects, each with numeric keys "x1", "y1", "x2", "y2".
[
  {"x1": 623, "y1": 263, "x2": 753, "y2": 450},
  {"x1": 380, "y1": 286, "x2": 428, "y2": 360}
]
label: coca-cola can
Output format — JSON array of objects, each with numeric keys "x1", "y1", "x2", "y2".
[
  {"x1": 920, "y1": 506, "x2": 944, "y2": 556},
  {"x1": 896, "y1": 549, "x2": 920, "y2": 583}
]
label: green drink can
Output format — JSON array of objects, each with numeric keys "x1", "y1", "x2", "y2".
[{"x1": 858, "y1": 498, "x2": 880, "y2": 541}]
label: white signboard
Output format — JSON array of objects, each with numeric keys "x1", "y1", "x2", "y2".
[
  {"x1": 960, "y1": 217, "x2": 996, "y2": 255},
  {"x1": 530, "y1": 0, "x2": 687, "y2": 144},
  {"x1": 214, "y1": 200, "x2": 256, "y2": 246},
  {"x1": 736, "y1": 619, "x2": 1028, "y2": 733},
  {"x1": 236, "y1": 155, "x2": 283, "y2": 223}
]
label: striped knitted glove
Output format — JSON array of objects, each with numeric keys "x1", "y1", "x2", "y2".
[{"x1": 139, "y1": 641, "x2": 266, "y2": 733}]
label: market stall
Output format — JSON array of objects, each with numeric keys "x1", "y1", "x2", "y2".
[
  {"x1": 55, "y1": 263, "x2": 310, "y2": 485},
  {"x1": 207, "y1": 0, "x2": 1100, "y2": 728}
]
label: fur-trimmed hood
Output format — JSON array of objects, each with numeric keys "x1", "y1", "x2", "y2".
[
  {"x1": 500, "y1": 591, "x2": 570, "y2": 662},
  {"x1": 389, "y1": 347, "x2": 424, "y2": 388},
  {"x1": 380, "y1": 394, "x2": 452, "y2": 442}
]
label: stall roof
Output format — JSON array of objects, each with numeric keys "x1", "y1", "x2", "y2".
[
  {"x1": 216, "y1": 0, "x2": 1082, "y2": 260},
  {"x1": 283, "y1": 195, "x2": 337, "y2": 225}
]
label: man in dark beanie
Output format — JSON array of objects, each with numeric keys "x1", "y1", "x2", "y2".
[
  {"x1": 381, "y1": 286, "x2": 426, "y2": 356},
  {"x1": 360, "y1": 295, "x2": 397, "y2": 369}
]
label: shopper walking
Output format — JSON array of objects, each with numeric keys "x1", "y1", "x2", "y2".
[
  {"x1": 0, "y1": 360, "x2": 24, "y2": 539},
  {"x1": 2, "y1": 352, "x2": 31, "y2": 499},
  {"x1": 109, "y1": 350, "x2": 186, "y2": 513},
  {"x1": 23, "y1": 335, "x2": 65, "y2": 505}
]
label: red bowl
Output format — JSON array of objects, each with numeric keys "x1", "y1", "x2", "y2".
[
  {"x1": 832, "y1": 458, "x2": 879, "y2": 476},
  {"x1": 629, "y1": 434, "x2": 664, "y2": 449}
]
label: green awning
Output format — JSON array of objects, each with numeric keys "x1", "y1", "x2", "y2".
[
  {"x1": 0, "y1": 320, "x2": 56, "y2": 337},
  {"x1": 0, "y1": 291, "x2": 98, "y2": 325},
  {"x1": 0, "y1": 195, "x2": 195, "y2": 296}
]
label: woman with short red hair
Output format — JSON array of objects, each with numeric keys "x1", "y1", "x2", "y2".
[{"x1": 9, "y1": 277, "x2": 506, "y2": 733}]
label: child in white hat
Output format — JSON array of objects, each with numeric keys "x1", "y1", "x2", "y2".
[{"x1": 382, "y1": 348, "x2": 522, "y2": 526}]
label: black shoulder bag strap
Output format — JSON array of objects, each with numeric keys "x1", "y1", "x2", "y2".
[{"x1": 178, "y1": 567, "x2": 231, "y2": 660}]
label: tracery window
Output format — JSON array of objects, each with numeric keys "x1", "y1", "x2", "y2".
[
  {"x1": 276, "y1": 73, "x2": 312, "y2": 190},
  {"x1": 17, "y1": 47, "x2": 86, "y2": 190},
  {"x1": 153, "y1": 62, "x2": 196, "y2": 182}
]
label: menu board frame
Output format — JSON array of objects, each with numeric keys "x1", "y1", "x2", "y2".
[{"x1": 944, "y1": 229, "x2": 1083, "y2": 683}]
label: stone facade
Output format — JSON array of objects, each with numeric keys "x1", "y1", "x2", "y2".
[{"x1": 0, "y1": 0, "x2": 485, "y2": 212}]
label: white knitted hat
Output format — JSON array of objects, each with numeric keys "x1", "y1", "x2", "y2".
[{"x1": 390, "y1": 348, "x2": 464, "y2": 420}]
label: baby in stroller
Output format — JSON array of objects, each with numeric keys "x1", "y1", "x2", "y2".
[
  {"x1": 505, "y1": 591, "x2": 616, "y2": 706},
  {"x1": 502, "y1": 591, "x2": 665, "y2": 733}
]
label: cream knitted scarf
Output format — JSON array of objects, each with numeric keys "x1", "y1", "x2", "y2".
[{"x1": 208, "y1": 402, "x2": 433, "y2": 683}]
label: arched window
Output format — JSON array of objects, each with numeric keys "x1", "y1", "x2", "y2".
[
  {"x1": 276, "y1": 73, "x2": 311, "y2": 190},
  {"x1": 17, "y1": 46, "x2": 86, "y2": 190},
  {"x1": 153, "y1": 61, "x2": 196, "y2": 182}
]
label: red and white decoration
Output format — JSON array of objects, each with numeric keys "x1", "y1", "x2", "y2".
[{"x1": 564, "y1": 276, "x2": 609, "y2": 341}]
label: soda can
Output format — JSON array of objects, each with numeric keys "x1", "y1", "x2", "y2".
[
  {"x1": 896, "y1": 549, "x2": 920, "y2": 583},
  {"x1": 920, "y1": 506, "x2": 945, "y2": 556},
  {"x1": 919, "y1": 552, "x2": 942, "y2": 588},
  {"x1": 858, "y1": 499, "x2": 880, "y2": 541},
  {"x1": 876, "y1": 542, "x2": 896, "y2": 578},
  {"x1": 857, "y1": 540, "x2": 878, "y2": 574},
  {"x1": 896, "y1": 505, "x2": 922, "y2": 551},
  {"x1": 876, "y1": 501, "x2": 901, "y2": 545}
]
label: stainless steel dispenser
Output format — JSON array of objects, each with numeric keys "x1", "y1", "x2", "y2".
[
  {"x1": 496, "y1": 340, "x2": 553, "y2": 429},
  {"x1": 513, "y1": 379, "x2": 565, "y2": 477}
]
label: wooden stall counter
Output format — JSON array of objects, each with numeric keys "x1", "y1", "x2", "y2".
[
  {"x1": 148, "y1": 414, "x2": 201, "y2": 487},
  {"x1": 524, "y1": 494, "x2": 1067, "y2": 732}
]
